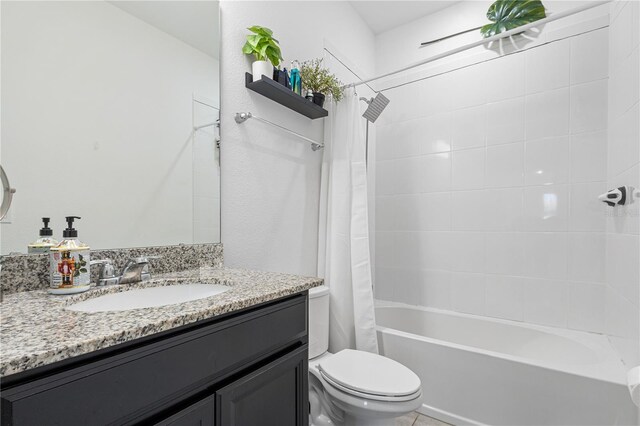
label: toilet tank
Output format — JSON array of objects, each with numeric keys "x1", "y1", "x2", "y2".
[{"x1": 308, "y1": 285, "x2": 330, "y2": 359}]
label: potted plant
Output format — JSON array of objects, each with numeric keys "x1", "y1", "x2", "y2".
[
  {"x1": 300, "y1": 58, "x2": 344, "y2": 107},
  {"x1": 242, "y1": 25, "x2": 283, "y2": 80}
]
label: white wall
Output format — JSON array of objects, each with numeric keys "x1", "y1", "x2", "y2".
[
  {"x1": 219, "y1": 1, "x2": 375, "y2": 275},
  {"x1": 606, "y1": 0, "x2": 640, "y2": 368},
  {"x1": 373, "y1": 2, "x2": 613, "y2": 334},
  {"x1": 1, "y1": 1, "x2": 219, "y2": 253}
]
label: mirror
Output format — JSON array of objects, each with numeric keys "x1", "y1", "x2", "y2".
[{"x1": 0, "y1": 1, "x2": 221, "y2": 255}]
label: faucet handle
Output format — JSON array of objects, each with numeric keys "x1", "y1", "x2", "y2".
[{"x1": 90, "y1": 259, "x2": 118, "y2": 286}]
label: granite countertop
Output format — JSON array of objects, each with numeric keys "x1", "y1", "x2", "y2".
[{"x1": 0, "y1": 267, "x2": 323, "y2": 377}]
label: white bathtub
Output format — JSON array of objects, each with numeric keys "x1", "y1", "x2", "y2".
[{"x1": 375, "y1": 302, "x2": 638, "y2": 426}]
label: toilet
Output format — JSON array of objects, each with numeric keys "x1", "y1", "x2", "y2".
[{"x1": 308, "y1": 286, "x2": 422, "y2": 426}]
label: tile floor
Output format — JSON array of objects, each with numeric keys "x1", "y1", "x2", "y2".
[{"x1": 395, "y1": 412, "x2": 453, "y2": 426}]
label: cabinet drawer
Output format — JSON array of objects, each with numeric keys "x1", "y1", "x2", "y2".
[{"x1": 1, "y1": 296, "x2": 307, "y2": 426}]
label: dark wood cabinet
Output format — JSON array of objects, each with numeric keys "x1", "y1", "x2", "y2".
[
  {"x1": 155, "y1": 396, "x2": 215, "y2": 426},
  {"x1": 1, "y1": 292, "x2": 309, "y2": 426},
  {"x1": 216, "y1": 346, "x2": 308, "y2": 426}
]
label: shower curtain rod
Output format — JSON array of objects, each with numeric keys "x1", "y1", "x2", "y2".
[{"x1": 343, "y1": 0, "x2": 611, "y2": 90}]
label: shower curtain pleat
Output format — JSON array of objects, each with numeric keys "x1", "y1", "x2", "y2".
[{"x1": 318, "y1": 88, "x2": 379, "y2": 354}]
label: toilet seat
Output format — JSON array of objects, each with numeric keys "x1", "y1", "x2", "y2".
[{"x1": 317, "y1": 349, "x2": 421, "y2": 402}]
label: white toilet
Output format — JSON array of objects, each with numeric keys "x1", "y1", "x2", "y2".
[{"x1": 308, "y1": 286, "x2": 422, "y2": 426}]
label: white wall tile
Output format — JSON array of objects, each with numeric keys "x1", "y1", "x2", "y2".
[
  {"x1": 609, "y1": 46, "x2": 639, "y2": 121},
  {"x1": 376, "y1": 196, "x2": 395, "y2": 231},
  {"x1": 395, "y1": 194, "x2": 420, "y2": 231},
  {"x1": 452, "y1": 190, "x2": 487, "y2": 231},
  {"x1": 452, "y1": 148, "x2": 485, "y2": 190},
  {"x1": 376, "y1": 124, "x2": 395, "y2": 161},
  {"x1": 393, "y1": 120, "x2": 422, "y2": 159},
  {"x1": 568, "y1": 282, "x2": 606, "y2": 333},
  {"x1": 608, "y1": 102, "x2": 640, "y2": 178},
  {"x1": 523, "y1": 278, "x2": 568, "y2": 327},
  {"x1": 485, "y1": 232, "x2": 525, "y2": 276},
  {"x1": 484, "y1": 188, "x2": 524, "y2": 231},
  {"x1": 420, "y1": 153, "x2": 452, "y2": 193},
  {"x1": 571, "y1": 28, "x2": 609, "y2": 85},
  {"x1": 375, "y1": 160, "x2": 395, "y2": 195},
  {"x1": 570, "y1": 130, "x2": 607, "y2": 183},
  {"x1": 568, "y1": 233, "x2": 606, "y2": 283},
  {"x1": 374, "y1": 267, "x2": 395, "y2": 301},
  {"x1": 418, "y1": 269, "x2": 451, "y2": 309},
  {"x1": 451, "y1": 105, "x2": 486, "y2": 150},
  {"x1": 418, "y1": 231, "x2": 452, "y2": 271},
  {"x1": 394, "y1": 157, "x2": 423, "y2": 194},
  {"x1": 486, "y1": 97, "x2": 525, "y2": 146},
  {"x1": 524, "y1": 136, "x2": 570, "y2": 186},
  {"x1": 485, "y1": 53, "x2": 525, "y2": 102},
  {"x1": 525, "y1": 39, "x2": 570, "y2": 94},
  {"x1": 394, "y1": 232, "x2": 421, "y2": 269},
  {"x1": 523, "y1": 232, "x2": 568, "y2": 280},
  {"x1": 525, "y1": 88, "x2": 570, "y2": 140},
  {"x1": 451, "y1": 272, "x2": 486, "y2": 315},
  {"x1": 606, "y1": 286, "x2": 640, "y2": 339},
  {"x1": 570, "y1": 79, "x2": 608, "y2": 134},
  {"x1": 606, "y1": 233, "x2": 640, "y2": 307},
  {"x1": 419, "y1": 72, "x2": 454, "y2": 116},
  {"x1": 569, "y1": 182, "x2": 607, "y2": 232},
  {"x1": 419, "y1": 112, "x2": 453, "y2": 155},
  {"x1": 393, "y1": 268, "x2": 421, "y2": 305},
  {"x1": 523, "y1": 184, "x2": 569, "y2": 231},
  {"x1": 485, "y1": 275, "x2": 525, "y2": 321},
  {"x1": 450, "y1": 63, "x2": 487, "y2": 109},
  {"x1": 418, "y1": 193, "x2": 452, "y2": 231},
  {"x1": 485, "y1": 143, "x2": 524, "y2": 188},
  {"x1": 375, "y1": 231, "x2": 394, "y2": 268},
  {"x1": 448, "y1": 232, "x2": 485, "y2": 273}
]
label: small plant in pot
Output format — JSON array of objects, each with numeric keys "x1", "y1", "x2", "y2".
[
  {"x1": 300, "y1": 58, "x2": 343, "y2": 108},
  {"x1": 242, "y1": 25, "x2": 283, "y2": 80}
]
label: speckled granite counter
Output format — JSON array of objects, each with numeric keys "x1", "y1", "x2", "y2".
[{"x1": 0, "y1": 267, "x2": 323, "y2": 377}]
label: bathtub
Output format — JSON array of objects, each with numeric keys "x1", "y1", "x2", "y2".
[{"x1": 375, "y1": 302, "x2": 638, "y2": 426}]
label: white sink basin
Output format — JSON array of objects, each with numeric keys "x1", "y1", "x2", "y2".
[{"x1": 67, "y1": 284, "x2": 230, "y2": 313}]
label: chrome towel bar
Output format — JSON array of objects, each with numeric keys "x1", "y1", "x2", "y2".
[{"x1": 234, "y1": 112, "x2": 324, "y2": 151}]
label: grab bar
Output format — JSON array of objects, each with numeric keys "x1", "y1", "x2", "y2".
[
  {"x1": 234, "y1": 112, "x2": 324, "y2": 151},
  {"x1": 0, "y1": 165, "x2": 16, "y2": 221}
]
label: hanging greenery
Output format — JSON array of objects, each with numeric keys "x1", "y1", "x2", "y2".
[{"x1": 480, "y1": 0, "x2": 547, "y2": 38}]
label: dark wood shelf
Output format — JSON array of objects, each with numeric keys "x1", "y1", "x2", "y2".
[{"x1": 245, "y1": 73, "x2": 328, "y2": 120}]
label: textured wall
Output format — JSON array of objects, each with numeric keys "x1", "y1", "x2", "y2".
[{"x1": 219, "y1": 1, "x2": 375, "y2": 275}]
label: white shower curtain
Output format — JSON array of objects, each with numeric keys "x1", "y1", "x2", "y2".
[{"x1": 317, "y1": 88, "x2": 378, "y2": 354}]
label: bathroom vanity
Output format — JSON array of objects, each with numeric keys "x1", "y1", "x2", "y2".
[{"x1": 0, "y1": 268, "x2": 321, "y2": 426}]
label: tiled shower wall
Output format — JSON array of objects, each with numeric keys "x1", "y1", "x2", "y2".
[
  {"x1": 374, "y1": 27, "x2": 610, "y2": 333},
  {"x1": 605, "y1": 0, "x2": 640, "y2": 367}
]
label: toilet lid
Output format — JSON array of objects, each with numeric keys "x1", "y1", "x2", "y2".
[{"x1": 318, "y1": 349, "x2": 421, "y2": 398}]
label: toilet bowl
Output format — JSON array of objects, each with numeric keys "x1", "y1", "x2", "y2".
[{"x1": 308, "y1": 286, "x2": 422, "y2": 426}]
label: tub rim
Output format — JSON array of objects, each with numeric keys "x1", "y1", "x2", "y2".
[{"x1": 374, "y1": 300, "x2": 628, "y2": 386}]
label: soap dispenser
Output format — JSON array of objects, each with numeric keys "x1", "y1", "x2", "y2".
[
  {"x1": 49, "y1": 216, "x2": 91, "y2": 294},
  {"x1": 28, "y1": 217, "x2": 59, "y2": 254}
]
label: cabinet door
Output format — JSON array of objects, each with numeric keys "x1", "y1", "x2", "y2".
[
  {"x1": 155, "y1": 395, "x2": 215, "y2": 426},
  {"x1": 216, "y1": 346, "x2": 308, "y2": 426}
]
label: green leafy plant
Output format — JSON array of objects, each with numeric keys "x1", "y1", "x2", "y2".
[
  {"x1": 300, "y1": 58, "x2": 344, "y2": 101},
  {"x1": 480, "y1": 0, "x2": 546, "y2": 38},
  {"x1": 242, "y1": 26, "x2": 283, "y2": 67}
]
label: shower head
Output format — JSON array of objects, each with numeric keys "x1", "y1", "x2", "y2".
[{"x1": 360, "y1": 93, "x2": 390, "y2": 123}]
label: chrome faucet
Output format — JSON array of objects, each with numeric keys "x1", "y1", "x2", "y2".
[
  {"x1": 90, "y1": 256, "x2": 160, "y2": 286},
  {"x1": 119, "y1": 257, "x2": 155, "y2": 284}
]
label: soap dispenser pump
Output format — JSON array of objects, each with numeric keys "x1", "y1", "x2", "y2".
[
  {"x1": 49, "y1": 216, "x2": 91, "y2": 294},
  {"x1": 27, "y1": 217, "x2": 59, "y2": 254}
]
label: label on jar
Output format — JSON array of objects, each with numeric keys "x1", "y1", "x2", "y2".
[{"x1": 50, "y1": 249, "x2": 90, "y2": 288}]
